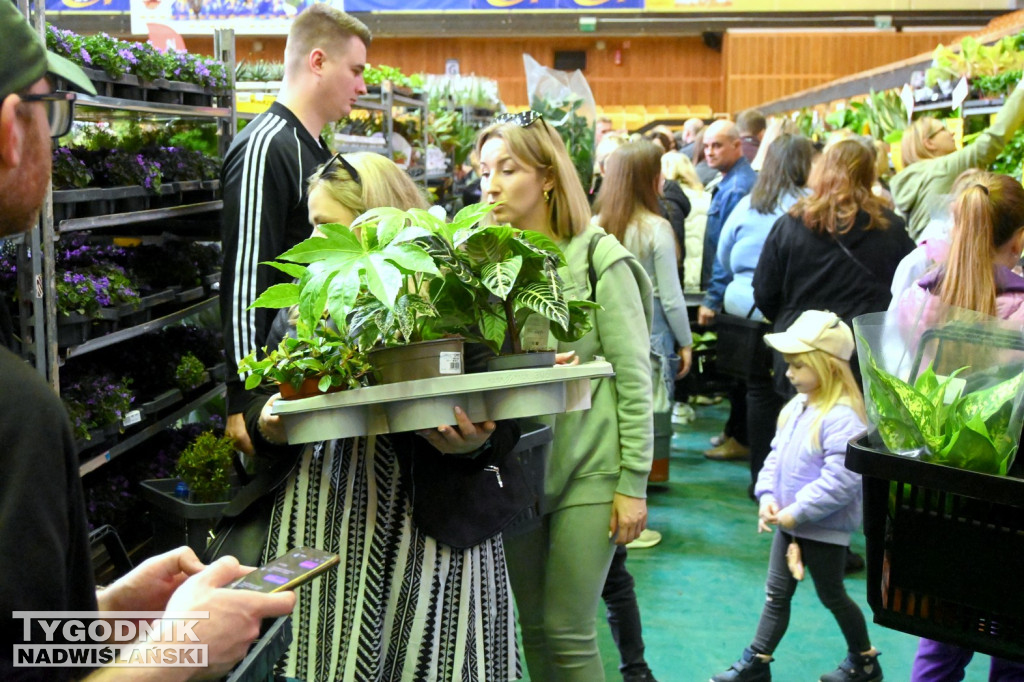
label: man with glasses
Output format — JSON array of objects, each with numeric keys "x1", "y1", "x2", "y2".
[
  {"x1": 0, "y1": 5, "x2": 295, "y2": 680},
  {"x1": 220, "y1": 5, "x2": 371, "y2": 455}
]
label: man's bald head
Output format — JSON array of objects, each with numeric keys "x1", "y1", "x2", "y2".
[{"x1": 703, "y1": 120, "x2": 743, "y2": 173}]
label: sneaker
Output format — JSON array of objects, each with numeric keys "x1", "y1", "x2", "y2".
[
  {"x1": 819, "y1": 651, "x2": 882, "y2": 682},
  {"x1": 626, "y1": 528, "x2": 663, "y2": 549},
  {"x1": 671, "y1": 403, "x2": 696, "y2": 425},
  {"x1": 704, "y1": 437, "x2": 750, "y2": 461},
  {"x1": 844, "y1": 548, "x2": 865, "y2": 575},
  {"x1": 710, "y1": 648, "x2": 772, "y2": 682}
]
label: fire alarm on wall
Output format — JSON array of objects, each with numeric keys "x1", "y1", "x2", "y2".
[{"x1": 613, "y1": 49, "x2": 622, "y2": 65}]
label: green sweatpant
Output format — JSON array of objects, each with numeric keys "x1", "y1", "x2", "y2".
[{"x1": 505, "y1": 502, "x2": 617, "y2": 682}]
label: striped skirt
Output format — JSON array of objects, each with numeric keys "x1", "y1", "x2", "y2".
[{"x1": 263, "y1": 436, "x2": 521, "y2": 682}]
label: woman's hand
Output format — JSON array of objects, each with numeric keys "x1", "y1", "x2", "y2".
[
  {"x1": 416, "y1": 406, "x2": 496, "y2": 455},
  {"x1": 677, "y1": 345, "x2": 693, "y2": 378},
  {"x1": 758, "y1": 497, "x2": 779, "y2": 534},
  {"x1": 555, "y1": 350, "x2": 579, "y2": 366},
  {"x1": 609, "y1": 493, "x2": 647, "y2": 545},
  {"x1": 257, "y1": 395, "x2": 287, "y2": 445}
]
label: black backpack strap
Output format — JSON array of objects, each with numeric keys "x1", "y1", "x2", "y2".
[{"x1": 587, "y1": 232, "x2": 607, "y2": 303}]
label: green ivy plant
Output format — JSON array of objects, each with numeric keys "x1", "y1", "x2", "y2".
[
  {"x1": 863, "y1": 348, "x2": 1024, "y2": 474},
  {"x1": 174, "y1": 352, "x2": 207, "y2": 393},
  {"x1": 238, "y1": 318, "x2": 372, "y2": 396}
]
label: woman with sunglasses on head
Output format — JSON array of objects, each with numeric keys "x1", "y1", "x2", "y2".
[
  {"x1": 891, "y1": 78, "x2": 1024, "y2": 241},
  {"x1": 246, "y1": 151, "x2": 523, "y2": 682},
  {"x1": 476, "y1": 111, "x2": 655, "y2": 682}
]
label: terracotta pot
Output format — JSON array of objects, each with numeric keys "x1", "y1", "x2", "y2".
[
  {"x1": 368, "y1": 337, "x2": 465, "y2": 384},
  {"x1": 278, "y1": 376, "x2": 345, "y2": 400}
]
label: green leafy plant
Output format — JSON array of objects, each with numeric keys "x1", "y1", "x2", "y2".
[
  {"x1": 530, "y1": 95, "x2": 594, "y2": 191},
  {"x1": 863, "y1": 347, "x2": 1023, "y2": 474},
  {"x1": 250, "y1": 203, "x2": 595, "y2": 356},
  {"x1": 174, "y1": 352, "x2": 207, "y2": 393},
  {"x1": 238, "y1": 319, "x2": 372, "y2": 396},
  {"x1": 175, "y1": 431, "x2": 235, "y2": 503}
]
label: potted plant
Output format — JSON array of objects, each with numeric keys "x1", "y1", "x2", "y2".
[
  {"x1": 174, "y1": 431, "x2": 235, "y2": 503},
  {"x1": 238, "y1": 318, "x2": 372, "y2": 399},
  {"x1": 250, "y1": 206, "x2": 462, "y2": 383},
  {"x1": 250, "y1": 202, "x2": 595, "y2": 379}
]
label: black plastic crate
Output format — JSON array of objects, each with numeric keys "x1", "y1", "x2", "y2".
[{"x1": 847, "y1": 436, "x2": 1024, "y2": 662}]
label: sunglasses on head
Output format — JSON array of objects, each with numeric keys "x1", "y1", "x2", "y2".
[
  {"x1": 494, "y1": 110, "x2": 543, "y2": 128},
  {"x1": 322, "y1": 152, "x2": 362, "y2": 186},
  {"x1": 18, "y1": 90, "x2": 77, "y2": 138}
]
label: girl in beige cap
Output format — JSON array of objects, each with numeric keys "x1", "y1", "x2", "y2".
[{"x1": 710, "y1": 310, "x2": 882, "y2": 682}]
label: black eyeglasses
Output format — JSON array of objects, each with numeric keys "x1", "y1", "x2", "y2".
[
  {"x1": 321, "y1": 152, "x2": 362, "y2": 186},
  {"x1": 19, "y1": 91, "x2": 77, "y2": 138},
  {"x1": 494, "y1": 110, "x2": 542, "y2": 128}
]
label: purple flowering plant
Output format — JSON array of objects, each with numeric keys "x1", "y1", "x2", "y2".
[
  {"x1": 83, "y1": 33, "x2": 134, "y2": 79},
  {"x1": 101, "y1": 150, "x2": 162, "y2": 191},
  {"x1": 62, "y1": 372, "x2": 135, "y2": 440},
  {"x1": 128, "y1": 41, "x2": 167, "y2": 82},
  {"x1": 52, "y1": 147, "x2": 94, "y2": 189},
  {"x1": 46, "y1": 25, "x2": 92, "y2": 69},
  {"x1": 57, "y1": 265, "x2": 140, "y2": 318}
]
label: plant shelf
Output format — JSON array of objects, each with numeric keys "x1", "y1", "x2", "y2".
[{"x1": 272, "y1": 360, "x2": 614, "y2": 444}]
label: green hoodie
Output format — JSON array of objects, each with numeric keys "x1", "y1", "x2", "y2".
[
  {"x1": 891, "y1": 81, "x2": 1024, "y2": 240},
  {"x1": 539, "y1": 224, "x2": 654, "y2": 512}
]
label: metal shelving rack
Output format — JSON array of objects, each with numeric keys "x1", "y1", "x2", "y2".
[{"x1": 14, "y1": 25, "x2": 238, "y2": 477}]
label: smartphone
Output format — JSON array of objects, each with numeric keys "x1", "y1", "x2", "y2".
[{"x1": 230, "y1": 547, "x2": 339, "y2": 593}]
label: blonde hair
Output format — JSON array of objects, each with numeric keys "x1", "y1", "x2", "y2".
[
  {"x1": 661, "y1": 150, "x2": 703, "y2": 191},
  {"x1": 284, "y1": 5, "x2": 371, "y2": 77},
  {"x1": 475, "y1": 116, "x2": 592, "y2": 239},
  {"x1": 594, "y1": 133, "x2": 627, "y2": 173},
  {"x1": 780, "y1": 349, "x2": 866, "y2": 449},
  {"x1": 307, "y1": 151, "x2": 428, "y2": 217},
  {"x1": 937, "y1": 171, "x2": 1024, "y2": 317},
  {"x1": 900, "y1": 117, "x2": 947, "y2": 167}
]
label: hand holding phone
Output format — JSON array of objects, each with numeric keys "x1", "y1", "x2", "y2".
[{"x1": 230, "y1": 547, "x2": 339, "y2": 593}]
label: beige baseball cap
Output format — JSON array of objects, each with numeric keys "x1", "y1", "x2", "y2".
[{"x1": 764, "y1": 310, "x2": 854, "y2": 360}]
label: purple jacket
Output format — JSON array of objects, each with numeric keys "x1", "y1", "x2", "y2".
[
  {"x1": 755, "y1": 394, "x2": 867, "y2": 546},
  {"x1": 896, "y1": 265, "x2": 1024, "y2": 328}
]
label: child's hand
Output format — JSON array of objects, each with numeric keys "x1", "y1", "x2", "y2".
[
  {"x1": 758, "y1": 497, "x2": 779, "y2": 533},
  {"x1": 776, "y1": 506, "x2": 797, "y2": 530}
]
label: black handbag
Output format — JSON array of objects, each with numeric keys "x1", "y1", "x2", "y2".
[
  {"x1": 714, "y1": 303, "x2": 772, "y2": 381},
  {"x1": 398, "y1": 420, "x2": 539, "y2": 550}
]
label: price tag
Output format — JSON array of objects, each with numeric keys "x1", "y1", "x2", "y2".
[
  {"x1": 900, "y1": 83, "x2": 915, "y2": 123},
  {"x1": 951, "y1": 76, "x2": 970, "y2": 111},
  {"x1": 122, "y1": 410, "x2": 143, "y2": 428},
  {"x1": 520, "y1": 314, "x2": 551, "y2": 352},
  {"x1": 438, "y1": 352, "x2": 462, "y2": 375}
]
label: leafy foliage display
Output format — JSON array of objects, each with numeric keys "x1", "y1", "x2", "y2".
[
  {"x1": 175, "y1": 431, "x2": 235, "y2": 503},
  {"x1": 863, "y1": 348, "x2": 1023, "y2": 475}
]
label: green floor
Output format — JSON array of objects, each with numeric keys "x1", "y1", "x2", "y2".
[{"x1": 527, "y1": 401, "x2": 997, "y2": 681}]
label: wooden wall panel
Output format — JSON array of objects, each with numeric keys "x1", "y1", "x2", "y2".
[
  {"x1": 723, "y1": 30, "x2": 964, "y2": 113},
  {"x1": 200, "y1": 29, "x2": 965, "y2": 115}
]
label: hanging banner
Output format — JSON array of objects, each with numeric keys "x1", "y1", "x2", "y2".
[
  {"x1": 343, "y1": 0, "x2": 469, "y2": 8},
  {"x1": 46, "y1": 0, "x2": 131, "y2": 12},
  {"x1": 128, "y1": 0, "x2": 332, "y2": 35}
]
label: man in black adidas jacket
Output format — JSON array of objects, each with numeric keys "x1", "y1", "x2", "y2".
[{"x1": 221, "y1": 6, "x2": 371, "y2": 453}]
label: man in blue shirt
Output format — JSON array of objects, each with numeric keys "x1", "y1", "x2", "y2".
[{"x1": 698, "y1": 120, "x2": 757, "y2": 309}]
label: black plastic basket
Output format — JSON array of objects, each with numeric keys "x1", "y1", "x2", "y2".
[{"x1": 846, "y1": 436, "x2": 1024, "y2": 662}]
